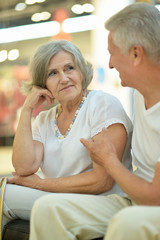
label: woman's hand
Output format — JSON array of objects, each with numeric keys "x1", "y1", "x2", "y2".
[
  {"x1": 23, "y1": 86, "x2": 55, "y2": 112},
  {"x1": 7, "y1": 172, "x2": 42, "y2": 189}
]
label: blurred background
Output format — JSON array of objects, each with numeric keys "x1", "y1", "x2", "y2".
[{"x1": 0, "y1": 0, "x2": 159, "y2": 177}]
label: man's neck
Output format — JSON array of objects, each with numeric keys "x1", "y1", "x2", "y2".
[{"x1": 142, "y1": 87, "x2": 160, "y2": 109}]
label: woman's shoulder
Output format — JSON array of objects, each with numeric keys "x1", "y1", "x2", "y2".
[
  {"x1": 34, "y1": 106, "x2": 56, "y2": 123},
  {"x1": 88, "y1": 89, "x2": 120, "y2": 99},
  {"x1": 87, "y1": 90, "x2": 123, "y2": 107},
  {"x1": 86, "y1": 90, "x2": 132, "y2": 135}
]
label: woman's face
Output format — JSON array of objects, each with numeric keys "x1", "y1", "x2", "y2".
[{"x1": 46, "y1": 50, "x2": 83, "y2": 105}]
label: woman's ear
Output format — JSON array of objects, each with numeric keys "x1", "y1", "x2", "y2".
[{"x1": 130, "y1": 45, "x2": 144, "y2": 66}]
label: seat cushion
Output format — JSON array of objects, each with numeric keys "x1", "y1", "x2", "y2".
[
  {"x1": 3, "y1": 219, "x2": 29, "y2": 240},
  {"x1": 3, "y1": 219, "x2": 103, "y2": 240}
]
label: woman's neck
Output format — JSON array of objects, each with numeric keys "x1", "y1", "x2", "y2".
[
  {"x1": 56, "y1": 90, "x2": 88, "y2": 119},
  {"x1": 62, "y1": 91, "x2": 84, "y2": 114},
  {"x1": 55, "y1": 90, "x2": 88, "y2": 136}
]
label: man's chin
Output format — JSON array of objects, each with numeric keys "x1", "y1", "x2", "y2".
[{"x1": 121, "y1": 80, "x2": 127, "y2": 87}]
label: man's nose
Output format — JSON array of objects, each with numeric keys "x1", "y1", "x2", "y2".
[{"x1": 109, "y1": 58, "x2": 114, "y2": 69}]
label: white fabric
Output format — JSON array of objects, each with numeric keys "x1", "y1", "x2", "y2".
[
  {"x1": 32, "y1": 90, "x2": 133, "y2": 195},
  {"x1": 132, "y1": 90, "x2": 160, "y2": 182}
]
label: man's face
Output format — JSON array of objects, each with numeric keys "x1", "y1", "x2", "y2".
[{"x1": 107, "y1": 32, "x2": 134, "y2": 88}]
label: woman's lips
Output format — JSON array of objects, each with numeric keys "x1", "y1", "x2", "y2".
[{"x1": 60, "y1": 85, "x2": 74, "y2": 92}]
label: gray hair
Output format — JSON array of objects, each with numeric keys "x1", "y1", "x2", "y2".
[
  {"x1": 22, "y1": 40, "x2": 93, "y2": 94},
  {"x1": 105, "y1": 3, "x2": 160, "y2": 63}
]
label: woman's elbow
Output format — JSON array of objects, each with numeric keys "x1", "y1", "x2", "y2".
[
  {"x1": 95, "y1": 174, "x2": 115, "y2": 194},
  {"x1": 103, "y1": 177, "x2": 115, "y2": 192},
  {"x1": 14, "y1": 164, "x2": 39, "y2": 176}
]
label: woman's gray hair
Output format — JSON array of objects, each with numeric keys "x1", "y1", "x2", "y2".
[
  {"x1": 105, "y1": 3, "x2": 160, "y2": 63},
  {"x1": 22, "y1": 40, "x2": 93, "y2": 94}
]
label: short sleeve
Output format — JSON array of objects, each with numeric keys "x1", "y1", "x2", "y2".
[{"x1": 89, "y1": 91, "x2": 132, "y2": 138}]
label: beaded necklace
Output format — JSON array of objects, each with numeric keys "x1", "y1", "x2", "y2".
[{"x1": 54, "y1": 92, "x2": 88, "y2": 140}]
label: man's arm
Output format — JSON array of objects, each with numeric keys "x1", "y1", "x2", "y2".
[{"x1": 81, "y1": 128, "x2": 160, "y2": 205}]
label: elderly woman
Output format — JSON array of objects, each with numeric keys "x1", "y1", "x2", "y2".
[{"x1": 3, "y1": 40, "x2": 132, "y2": 229}]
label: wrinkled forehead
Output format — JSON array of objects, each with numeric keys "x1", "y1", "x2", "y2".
[{"x1": 48, "y1": 50, "x2": 74, "y2": 67}]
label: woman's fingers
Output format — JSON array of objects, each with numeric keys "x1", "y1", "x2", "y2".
[{"x1": 24, "y1": 86, "x2": 55, "y2": 110}]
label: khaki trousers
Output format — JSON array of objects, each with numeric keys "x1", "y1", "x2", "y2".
[
  {"x1": 105, "y1": 205, "x2": 160, "y2": 240},
  {"x1": 30, "y1": 193, "x2": 160, "y2": 240},
  {"x1": 30, "y1": 193, "x2": 133, "y2": 240}
]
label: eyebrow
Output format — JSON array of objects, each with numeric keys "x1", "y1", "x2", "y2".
[{"x1": 47, "y1": 62, "x2": 74, "y2": 72}]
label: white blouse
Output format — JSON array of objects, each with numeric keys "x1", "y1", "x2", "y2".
[{"x1": 32, "y1": 90, "x2": 133, "y2": 195}]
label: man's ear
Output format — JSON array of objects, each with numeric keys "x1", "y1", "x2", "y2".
[{"x1": 130, "y1": 45, "x2": 144, "y2": 66}]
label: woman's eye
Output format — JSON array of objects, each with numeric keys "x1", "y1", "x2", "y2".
[
  {"x1": 69, "y1": 65, "x2": 74, "y2": 69},
  {"x1": 48, "y1": 71, "x2": 56, "y2": 77},
  {"x1": 66, "y1": 65, "x2": 74, "y2": 71}
]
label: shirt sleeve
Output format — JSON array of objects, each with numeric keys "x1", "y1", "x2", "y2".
[{"x1": 89, "y1": 91, "x2": 132, "y2": 138}]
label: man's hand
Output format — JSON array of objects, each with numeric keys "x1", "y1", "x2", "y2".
[{"x1": 81, "y1": 128, "x2": 117, "y2": 169}]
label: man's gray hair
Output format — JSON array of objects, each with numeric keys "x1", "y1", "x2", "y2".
[{"x1": 105, "y1": 3, "x2": 160, "y2": 63}]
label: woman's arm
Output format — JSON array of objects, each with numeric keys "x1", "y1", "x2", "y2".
[
  {"x1": 9, "y1": 123, "x2": 127, "y2": 194},
  {"x1": 12, "y1": 86, "x2": 54, "y2": 176},
  {"x1": 7, "y1": 164, "x2": 112, "y2": 194}
]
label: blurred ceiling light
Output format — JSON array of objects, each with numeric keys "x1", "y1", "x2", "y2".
[
  {"x1": 25, "y1": 0, "x2": 36, "y2": 5},
  {"x1": 0, "y1": 15, "x2": 98, "y2": 43},
  {"x1": 0, "y1": 50, "x2": 7, "y2": 62},
  {"x1": 42, "y1": 11, "x2": 51, "y2": 20},
  {"x1": 25, "y1": 0, "x2": 45, "y2": 4},
  {"x1": 36, "y1": 0, "x2": 46, "y2": 2},
  {"x1": 31, "y1": 13, "x2": 42, "y2": 22},
  {"x1": 155, "y1": 4, "x2": 160, "y2": 10},
  {"x1": 71, "y1": 4, "x2": 84, "y2": 14},
  {"x1": 83, "y1": 3, "x2": 95, "y2": 13},
  {"x1": 31, "y1": 11, "x2": 51, "y2": 22},
  {"x1": 8, "y1": 49, "x2": 19, "y2": 61},
  {"x1": 71, "y1": 3, "x2": 94, "y2": 14},
  {"x1": 62, "y1": 15, "x2": 98, "y2": 33},
  {"x1": 15, "y1": 3, "x2": 27, "y2": 11},
  {"x1": 0, "y1": 21, "x2": 60, "y2": 43}
]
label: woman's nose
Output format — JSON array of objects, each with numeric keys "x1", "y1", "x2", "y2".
[{"x1": 60, "y1": 72, "x2": 69, "y2": 83}]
